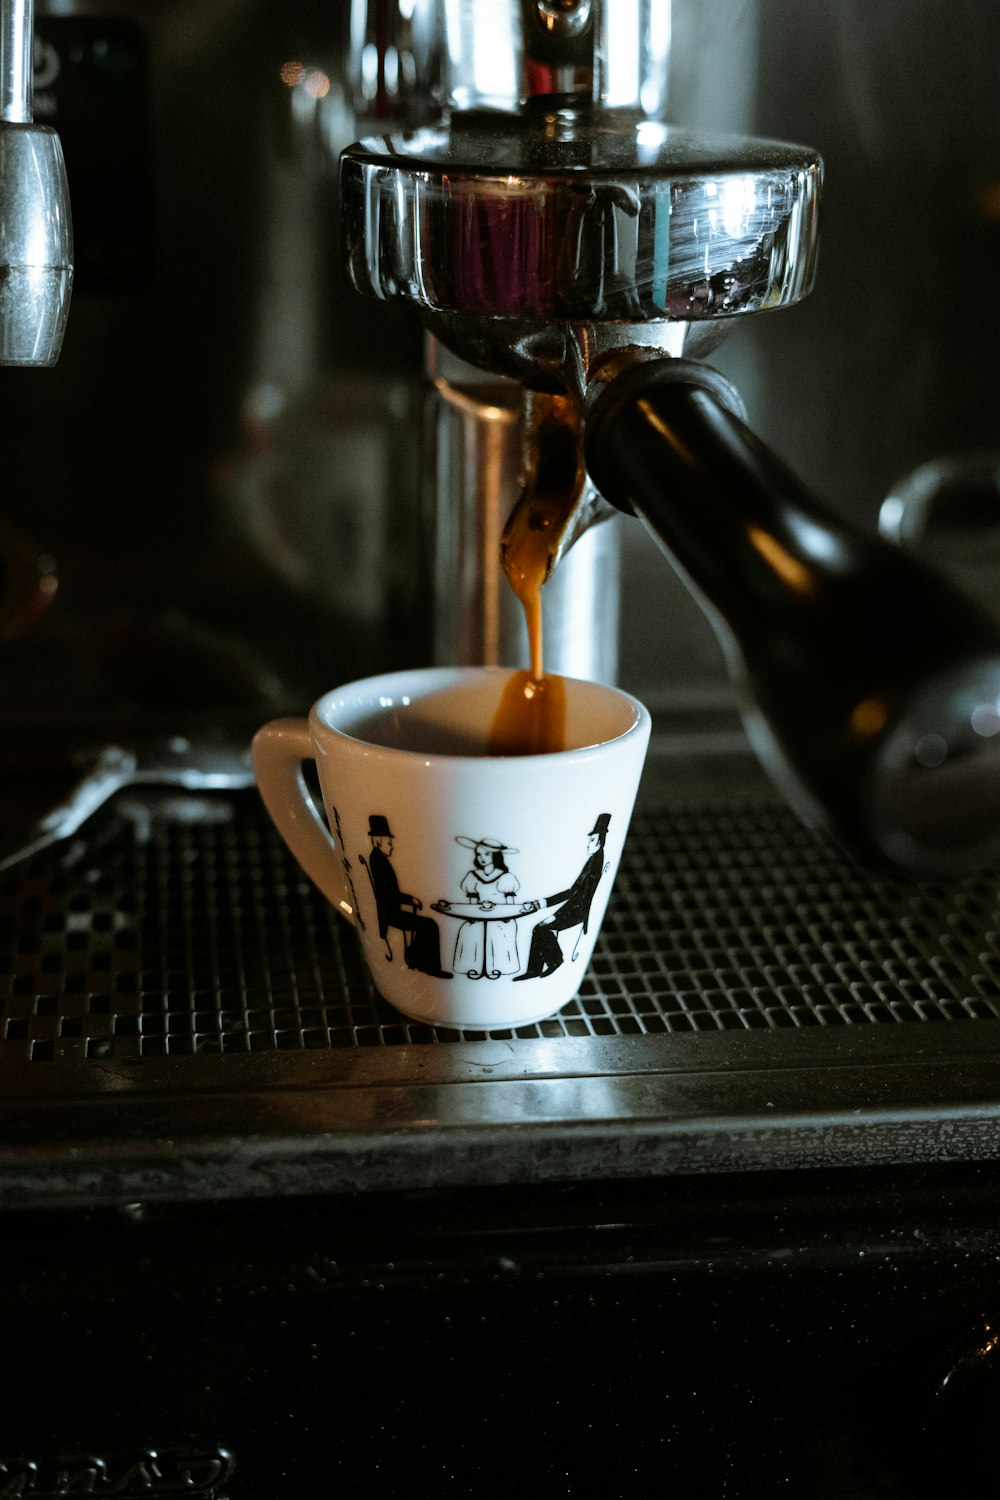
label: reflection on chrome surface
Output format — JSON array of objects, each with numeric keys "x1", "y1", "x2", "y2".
[
  {"x1": 440, "y1": 0, "x2": 670, "y2": 115},
  {"x1": 342, "y1": 123, "x2": 820, "y2": 330}
]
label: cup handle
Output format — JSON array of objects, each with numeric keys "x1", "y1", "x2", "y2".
[{"x1": 251, "y1": 718, "x2": 357, "y2": 925}]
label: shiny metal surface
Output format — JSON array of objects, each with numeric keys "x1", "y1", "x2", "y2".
[
  {"x1": 441, "y1": 0, "x2": 671, "y2": 114},
  {"x1": 879, "y1": 453, "x2": 1000, "y2": 628},
  {"x1": 0, "y1": 0, "x2": 71, "y2": 365},
  {"x1": 349, "y1": 0, "x2": 441, "y2": 124},
  {"x1": 341, "y1": 120, "x2": 821, "y2": 388},
  {"x1": 427, "y1": 346, "x2": 621, "y2": 679},
  {"x1": 0, "y1": 0, "x2": 31, "y2": 122},
  {"x1": 0, "y1": 734, "x2": 255, "y2": 872},
  {"x1": 0, "y1": 124, "x2": 72, "y2": 365}
]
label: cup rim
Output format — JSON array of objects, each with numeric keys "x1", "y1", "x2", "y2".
[{"x1": 309, "y1": 664, "x2": 649, "y2": 762}]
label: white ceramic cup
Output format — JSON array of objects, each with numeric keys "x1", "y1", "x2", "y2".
[{"x1": 252, "y1": 666, "x2": 650, "y2": 1030}]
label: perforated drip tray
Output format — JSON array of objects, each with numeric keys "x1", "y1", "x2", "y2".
[{"x1": 4, "y1": 773, "x2": 1000, "y2": 1210}]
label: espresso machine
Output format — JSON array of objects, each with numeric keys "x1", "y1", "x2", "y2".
[
  {"x1": 4, "y1": 4, "x2": 1000, "y2": 1496},
  {"x1": 340, "y1": 0, "x2": 1000, "y2": 882}
]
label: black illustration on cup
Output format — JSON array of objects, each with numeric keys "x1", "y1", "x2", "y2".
[
  {"x1": 358, "y1": 814, "x2": 452, "y2": 978},
  {"x1": 514, "y1": 813, "x2": 612, "y2": 981},
  {"x1": 356, "y1": 811, "x2": 614, "y2": 986},
  {"x1": 434, "y1": 836, "x2": 539, "y2": 980}
]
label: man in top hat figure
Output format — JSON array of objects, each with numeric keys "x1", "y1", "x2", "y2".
[
  {"x1": 364, "y1": 814, "x2": 451, "y2": 978},
  {"x1": 515, "y1": 813, "x2": 612, "y2": 981}
]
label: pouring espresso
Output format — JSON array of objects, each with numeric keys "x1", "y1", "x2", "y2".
[{"x1": 487, "y1": 393, "x2": 585, "y2": 755}]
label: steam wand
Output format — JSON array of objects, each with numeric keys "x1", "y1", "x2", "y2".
[{"x1": 0, "y1": 0, "x2": 72, "y2": 365}]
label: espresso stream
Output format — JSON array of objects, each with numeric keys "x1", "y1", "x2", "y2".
[{"x1": 488, "y1": 496, "x2": 567, "y2": 755}]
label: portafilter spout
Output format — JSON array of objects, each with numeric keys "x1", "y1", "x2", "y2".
[{"x1": 0, "y1": 0, "x2": 72, "y2": 366}]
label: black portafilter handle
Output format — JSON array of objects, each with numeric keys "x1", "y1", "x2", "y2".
[{"x1": 585, "y1": 358, "x2": 1000, "y2": 877}]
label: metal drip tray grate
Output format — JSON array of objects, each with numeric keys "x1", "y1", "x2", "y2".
[
  {"x1": 2, "y1": 792, "x2": 1000, "y2": 1060},
  {"x1": 4, "y1": 787, "x2": 1000, "y2": 1208}
]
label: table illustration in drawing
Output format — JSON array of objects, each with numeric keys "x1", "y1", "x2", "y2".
[{"x1": 432, "y1": 836, "x2": 539, "y2": 980}]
